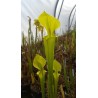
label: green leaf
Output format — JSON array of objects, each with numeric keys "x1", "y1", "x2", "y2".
[
  {"x1": 34, "y1": 19, "x2": 40, "y2": 26},
  {"x1": 27, "y1": 56, "x2": 33, "y2": 73},
  {"x1": 53, "y1": 59, "x2": 61, "y2": 73},
  {"x1": 38, "y1": 11, "x2": 60, "y2": 36},
  {"x1": 44, "y1": 36, "x2": 56, "y2": 65},
  {"x1": 53, "y1": 72, "x2": 60, "y2": 80},
  {"x1": 43, "y1": 36, "x2": 56, "y2": 98},
  {"x1": 33, "y1": 54, "x2": 46, "y2": 70},
  {"x1": 37, "y1": 70, "x2": 46, "y2": 79},
  {"x1": 37, "y1": 70, "x2": 46, "y2": 98},
  {"x1": 53, "y1": 60, "x2": 61, "y2": 98}
]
